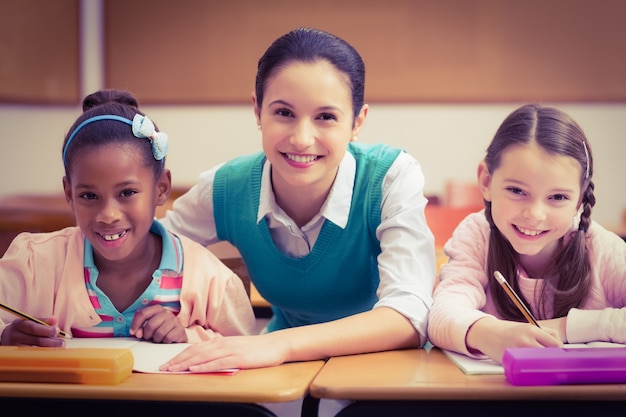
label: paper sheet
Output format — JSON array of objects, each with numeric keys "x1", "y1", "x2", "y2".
[
  {"x1": 443, "y1": 349, "x2": 504, "y2": 375},
  {"x1": 65, "y1": 337, "x2": 238, "y2": 374},
  {"x1": 443, "y1": 341, "x2": 626, "y2": 375}
]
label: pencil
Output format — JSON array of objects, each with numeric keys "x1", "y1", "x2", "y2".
[
  {"x1": 493, "y1": 271, "x2": 541, "y2": 328},
  {"x1": 0, "y1": 301, "x2": 69, "y2": 338}
]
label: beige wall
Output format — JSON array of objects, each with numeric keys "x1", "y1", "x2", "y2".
[
  {"x1": 1, "y1": 102, "x2": 625, "y2": 229},
  {"x1": 1, "y1": 1, "x2": 624, "y2": 229}
]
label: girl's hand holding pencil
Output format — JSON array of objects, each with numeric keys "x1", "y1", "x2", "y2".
[
  {"x1": 464, "y1": 277, "x2": 565, "y2": 364},
  {"x1": 0, "y1": 302, "x2": 68, "y2": 347},
  {"x1": 465, "y1": 316, "x2": 563, "y2": 364}
]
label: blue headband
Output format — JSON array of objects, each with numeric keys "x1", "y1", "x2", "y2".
[{"x1": 62, "y1": 114, "x2": 169, "y2": 166}]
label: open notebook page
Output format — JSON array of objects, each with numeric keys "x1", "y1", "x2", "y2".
[
  {"x1": 443, "y1": 349, "x2": 503, "y2": 375},
  {"x1": 65, "y1": 337, "x2": 238, "y2": 374},
  {"x1": 443, "y1": 341, "x2": 626, "y2": 375}
]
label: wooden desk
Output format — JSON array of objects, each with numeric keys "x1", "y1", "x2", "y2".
[
  {"x1": 310, "y1": 348, "x2": 626, "y2": 416},
  {"x1": 0, "y1": 360, "x2": 324, "y2": 416},
  {"x1": 0, "y1": 193, "x2": 75, "y2": 256}
]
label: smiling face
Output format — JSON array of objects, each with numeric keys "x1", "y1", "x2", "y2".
[
  {"x1": 253, "y1": 60, "x2": 366, "y2": 197},
  {"x1": 63, "y1": 142, "x2": 170, "y2": 266},
  {"x1": 478, "y1": 141, "x2": 582, "y2": 265}
]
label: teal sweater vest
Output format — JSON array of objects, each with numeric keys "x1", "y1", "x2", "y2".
[{"x1": 213, "y1": 143, "x2": 402, "y2": 331}]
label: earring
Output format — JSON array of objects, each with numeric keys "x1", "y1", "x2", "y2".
[
  {"x1": 257, "y1": 125, "x2": 261, "y2": 131},
  {"x1": 352, "y1": 135, "x2": 358, "y2": 142}
]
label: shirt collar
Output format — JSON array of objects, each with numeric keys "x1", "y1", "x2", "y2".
[
  {"x1": 257, "y1": 151, "x2": 355, "y2": 229},
  {"x1": 84, "y1": 219, "x2": 182, "y2": 273}
]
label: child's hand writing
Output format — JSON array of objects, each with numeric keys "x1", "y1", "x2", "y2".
[
  {"x1": 0, "y1": 317, "x2": 65, "y2": 347},
  {"x1": 466, "y1": 317, "x2": 562, "y2": 364},
  {"x1": 130, "y1": 305, "x2": 187, "y2": 343}
]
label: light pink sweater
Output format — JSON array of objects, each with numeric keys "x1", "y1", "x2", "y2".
[
  {"x1": 428, "y1": 211, "x2": 626, "y2": 357},
  {"x1": 0, "y1": 227, "x2": 256, "y2": 342}
]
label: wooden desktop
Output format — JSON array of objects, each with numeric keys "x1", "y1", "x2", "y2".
[
  {"x1": 0, "y1": 360, "x2": 324, "y2": 416},
  {"x1": 309, "y1": 348, "x2": 626, "y2": 416}
]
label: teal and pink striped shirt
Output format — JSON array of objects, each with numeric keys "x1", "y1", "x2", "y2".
[{"x1": 71, "y1": 221, "x2": 184, "y2": 338}]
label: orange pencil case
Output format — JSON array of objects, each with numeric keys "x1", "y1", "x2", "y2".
[{"x1": 0, "y1": 346, "x2": 133, "y2": 384}]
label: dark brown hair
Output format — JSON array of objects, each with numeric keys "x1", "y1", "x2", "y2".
[{"x1": 255, "y1": 27, "x2": 365, "y2": 122}]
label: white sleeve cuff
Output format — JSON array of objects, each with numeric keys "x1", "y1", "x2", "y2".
[
  {"x1": 566, "y1": 308, "x2": 604, "y2": 343},
  {"x1": 566, "y1": 307, "x2": 626, "y2": 344}
]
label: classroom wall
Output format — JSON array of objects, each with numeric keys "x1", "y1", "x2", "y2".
[
  {"x1": 1, "y1": 0, "x2": 625, "y2": 229},
  {"x1": 2, "y1": 102, "x2": 625, "y2": 229}
]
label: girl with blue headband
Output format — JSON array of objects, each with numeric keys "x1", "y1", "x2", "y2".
[{"x1": 0, "y1": 89, "x2": 255, "y2": 346}]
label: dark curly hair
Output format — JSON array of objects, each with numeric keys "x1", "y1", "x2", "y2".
[{"x1": 62, "y1": 89, "x2": 165, "y2": 180}]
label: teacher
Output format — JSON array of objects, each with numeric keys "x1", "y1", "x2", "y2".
[{"x1": 160, "y1": 27, "x2": 436, "y2": 373}]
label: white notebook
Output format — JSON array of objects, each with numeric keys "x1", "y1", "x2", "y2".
[
  {"x1": 65, "y1": 337, "x2": 238, "y2": 374},
  {"x1": 443, "y1": 341, "x2": 625, "y2": 375},
  {"x1": 443, "y1": 349, "x2": 503, "y2": 375}
]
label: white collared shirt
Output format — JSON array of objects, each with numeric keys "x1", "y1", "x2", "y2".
[
  {"x1": 161, "y1": 149, "x2": 436, "y2": 340},
  {"x1": 257, "y1": 151, "x2": 355, "y2": 257}
]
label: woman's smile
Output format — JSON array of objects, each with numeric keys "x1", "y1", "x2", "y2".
[{"x1": 282, "y1": 152, "x2": 321, "y2": 165}]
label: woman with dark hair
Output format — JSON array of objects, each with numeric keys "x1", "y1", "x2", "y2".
[{"x1": 160, "y1": 27, "x2": 436, "y2": 373}]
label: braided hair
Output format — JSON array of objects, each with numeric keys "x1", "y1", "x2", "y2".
[{"x1": 483, "y1": 104, "x2": 595, "y2": 320}]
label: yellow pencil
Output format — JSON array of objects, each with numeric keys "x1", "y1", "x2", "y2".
[
  {"x1": 493, "y1": 271, "x2": 541, "y2": 328},
  {"x1": 0, "y1": 301, "x2": 69, "y2": 338}
]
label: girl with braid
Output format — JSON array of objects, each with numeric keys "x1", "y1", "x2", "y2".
[{"x1": 428, "y1": 103, "x2": 626, "y2": 364}]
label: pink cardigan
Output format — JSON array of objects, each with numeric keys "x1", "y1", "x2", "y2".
[
  {"x1": 0, "y1": 227, "x2": 256, "y2": 342},
  {"x1": 428, "y1": 211, "x2": 626, "y2": 357}
]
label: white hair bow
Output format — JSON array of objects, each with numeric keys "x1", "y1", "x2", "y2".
[{"x1": 132, "y1": 114, "x2": 169, "y2": 160}]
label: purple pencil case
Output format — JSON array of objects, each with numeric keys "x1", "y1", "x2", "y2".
[{"x1": 502, "y1": 347, "x2": 626, "y2": 386}]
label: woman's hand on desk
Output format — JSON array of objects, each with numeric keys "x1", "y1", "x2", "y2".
[
  {"x1": 159, "y1": 333, "x2": 287, "y2": 372},
  {"x1": 160, "y1": 308, "x2": 420, "y2": 372},
  {"x1": 0, "y1": 316, "x2": 65, "y2": 347},
  {"x1": 466, "y1": 317, "x2": 562, "y2": 363}
]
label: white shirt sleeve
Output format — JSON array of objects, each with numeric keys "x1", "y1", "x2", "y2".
[
  {"x1": 372, "y1": 152, "x2": 437, "y2": 344},
  {"x1": 160, "y1": 153, "x2": 437, "y2": 344},
  {"x1": 565, "y1": 223, "x2": 626, "y2": 344},
  {"x1": 566, "y1": 307, "x2": 626, "y2": 344},
  {"x1": 159, "y1": 164, "x2": 224, "y2": 246}
]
